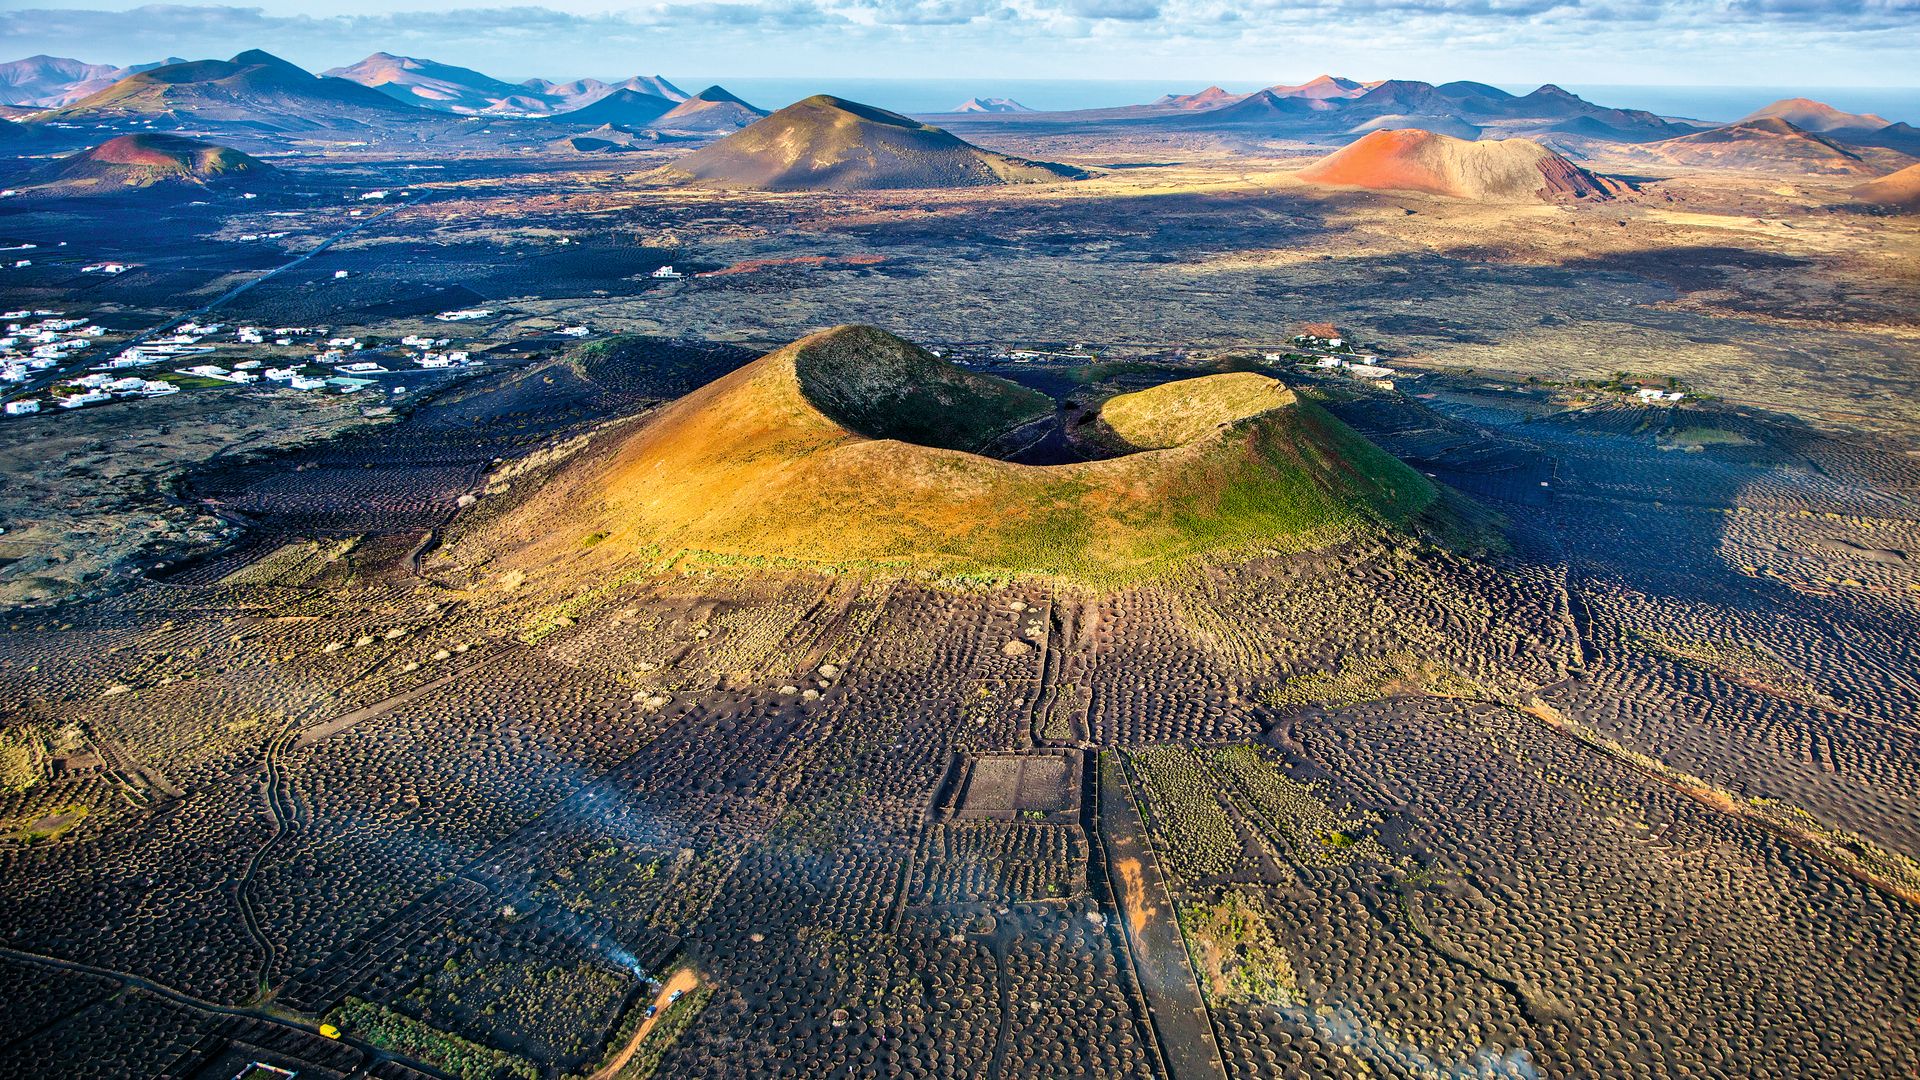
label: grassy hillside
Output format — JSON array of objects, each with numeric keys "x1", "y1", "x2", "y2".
[
  {"x1": 466, "y1": 326, "x2": 1436, "y2": 587},
  {"x1": 1097, "y1": 372, "x2": 1297, "y2": 451}
]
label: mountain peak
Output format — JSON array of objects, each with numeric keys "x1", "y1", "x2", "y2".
[
  {"x1": 229, "y1": 49, "x2": 305, "y2": 72},
  {"x1": 1742, "y1": 97, "x2": 1891, "y2": 133},
  {"x1": 1299, "y1": 129, "x2": 1621, "y2": 202},
  {"x1": 661, "y1": 93, "x2": 1081, "y2": 190}
]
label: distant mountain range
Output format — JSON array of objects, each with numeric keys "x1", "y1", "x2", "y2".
[
  {"x1": 1739, "y1": 97, "x2": 1920, "y2": 155},
  {"x1": 8, "y1": 51, "x2": 762, "y2": 139},
  {"x1": 1133, "y1": 78, "x2": 1695, "y2": 142},
  {"x1": 951, "y1": 97, "x2": 1031, "y2": 114},
  {"x1": 322, "y1": 52, "x2": 555, "y2": 115},
  {"x1": 31, "y1": 50, "x2": 423, "y2": 131},
  {"x1": 321, "y1": 53, "x2": 688, "y2": 116},
  {"x1": 1, "y1": 50, "x2": 689, "y2": 118},
  {"x1": 0, "y1": 54, "x2": 186, "y2": 107},
  {"x1": 2, "y1": 50, "x2": 1911, "y2": 185}
]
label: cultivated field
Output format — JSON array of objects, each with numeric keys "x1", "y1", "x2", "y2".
[{"x1": 1, "y1": 127, "x2": 1917, "y2": 1079}]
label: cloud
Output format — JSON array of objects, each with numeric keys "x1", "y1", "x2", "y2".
[
  {"x1": 1, "y1": 1, "x2": 1915, "y2": 85},
  {"x1": 850, "y1": 0, "x2": 1007, "y2": 24},
  {"x1": 1059, "y1": 0, "x2": 1163, "y2": 18}
]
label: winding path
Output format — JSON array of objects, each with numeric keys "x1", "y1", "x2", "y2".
[{"x1": 237, "y1": 722, "x2": 299, "y2": 996}]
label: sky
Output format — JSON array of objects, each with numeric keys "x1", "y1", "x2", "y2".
[{"x1": 3, "y1": 1, "x2": 1918, "y2": 88}]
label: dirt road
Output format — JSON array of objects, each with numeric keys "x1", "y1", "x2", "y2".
[{"x1": 592, "y1": 967, "x2": 701, "y2": 1080}]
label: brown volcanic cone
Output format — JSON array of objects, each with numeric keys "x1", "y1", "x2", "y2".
[
  {"x1": 1854, "y1": 163, "x2": 1920, "y2": 211},
  {"x1": 460, "y1": 326, "x2": 1434, "y2": 587},
  {"x1": 658, "y1": 94, "x2": 1083, "y2": 191},
  {"x1": 1742, "y1": 98, "x2": 1890, "y2": 134},
  {"x1": 1639, "y1": 117, "x2": 1906, "y2": 176},
  {"x1": 652, "y1": 85, "x2": 767, "y2": 132},
  {"x1": 37, "y1": 132, "x2": 271, "y2": 193},
  {"x1": 1297, "y1": 128, "x2": 1621, "y2": 201}
]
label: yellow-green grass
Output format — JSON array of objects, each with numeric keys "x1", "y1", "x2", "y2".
[
  {"x1": 475, "y1": 326, "x2": 1436, "y2": 589},
  {"x1": 2, "y1": 804, "x2": 87, "y2": 843},
  {"x1": 1098, "y1": 371, "x2": 1298, "y2": 450}
]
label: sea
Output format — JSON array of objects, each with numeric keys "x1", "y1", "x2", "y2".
[{"x1": 670, "y1": 78, "x2": 1920, "y2": 125}]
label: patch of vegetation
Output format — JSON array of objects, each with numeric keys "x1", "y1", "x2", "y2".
[
  {"x1": 1206, "y1": 745, "x2": 1388, "y2": 868},
  {"x1": 1097, "y1": 372, "x2": 1296, "y2": 451},
  {"x1": 328, "y1": 997, "x2": 537, "y2": 1080},
  {"x1": 2, "y1": 803, "x2": 88, "y2": 843},
  {"x1": 0, "y1": 730, "x2": 44, "y2": 792},
  {"x1": 401, "y1": 949, "x2": 629, "y2": 1067},
  {"x1": 1128, "y1": 746, "x2": 1245, "y2": 880},
  {"x1": 1262, "y1": 652, "x2": 1481, "y2": 709},
  {"x1": 1178, "y1": 889, "x2": 1302, "y2": 1007},
  {"x1": 1634, "y1": 631, "x2": 1828, "y2": 705},
  {"x1": 1660, "y1": 426, "x2": 1751, "y2": 450}
]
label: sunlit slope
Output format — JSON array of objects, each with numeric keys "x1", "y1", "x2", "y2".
[
  {"x1": 1854, "y1": 163, "x2": 1920, "y2": 210},
  {"x1": 1097, "y1": 372, "x2": 1299, "y2": 450},
  {"x1": 1298, "y1": 129, "x2": 1620, "y2": 201},
  {"x1": 659, "y1": 95, "x2": 1083, "y2": 190},
  {"x1": 36, "y1": 133, "x2": 271, "y2": 193},
  {"x1": 476, "y1": 326, "x2": 1434, "y2": 583}
]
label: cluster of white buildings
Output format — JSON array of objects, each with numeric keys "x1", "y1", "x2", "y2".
[
  {"x1": 180, "y1": 363, "x2": 261, "y2": 384},
  {"x1": 261, "y1": 367, "x2": 330, "y2": 391},
  {"x1": 435, "y1": 308, "x2": 495, "y2": 322},
  {"x1": 2, "y1": 310, "x2": 108, "y2": 387},
  {"x1": 109, "y1": 322, "x2": 224, "y2": 368},
  {"x1": 1634, "y1": 386, "x2": 1685, "y2": 404},
  {"x1": 1312, "y1": 355, "x2": 1399, "y2": 380},
  {"x1": 62, "y1": 372, "x2": 180, "y2": 405},
  {"x1": 395, "y1": 334, "x2": 473, "y2": 369},
  {"x1": 5, "y1": 301, "x2": 488, "y2": 416},
  {"x1": 650, "y1": 266, "x2": 683, "y2": 279}
]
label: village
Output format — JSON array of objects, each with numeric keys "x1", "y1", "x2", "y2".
[{"x1": 0, "y1": 306, "x2": 504, "y2": 419}]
